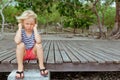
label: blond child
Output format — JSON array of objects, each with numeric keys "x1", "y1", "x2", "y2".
[{"x1": 14, "y1": 10, "x2": 48, "y2": 79}]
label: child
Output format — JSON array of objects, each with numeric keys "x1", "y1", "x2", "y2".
[{"x1": 14, "y1": 10, "x2": 48, "y2": 79}]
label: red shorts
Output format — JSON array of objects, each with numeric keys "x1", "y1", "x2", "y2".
[{"x1": 23, "y1": 48, "x2": 36, "y2": 60}]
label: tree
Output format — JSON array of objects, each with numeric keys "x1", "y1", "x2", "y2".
[
  {"x1": 87, "y1": 0, "x2": 114, "y2": 39},
  {"x1": 57, "y1": 0, "x2": 94, "y2": 34},
  {"x1": 0, "y1": 0, "x2": 12, "y2": 40},
  {"x1": 110, "y1": 0, "x2": 120, "y2": 39}
]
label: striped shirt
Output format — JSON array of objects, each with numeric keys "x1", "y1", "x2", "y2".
[{"x1": 22, "y1": 29, "x2": 35, "y2": 50}]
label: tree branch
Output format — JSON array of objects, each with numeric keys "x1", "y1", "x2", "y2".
[
  {"x1": 93, "y1": 0, "x2": 99, "y2": 6},
  {"x1": 1, "y1": 0, "x2": 12, "y2": 10}
]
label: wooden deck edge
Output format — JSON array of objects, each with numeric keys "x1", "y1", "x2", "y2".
[
  {"x1": 47, "y1": 63, "x2": 120, "y2": 72},
  {"x1": 0, "y1": 63, "x2": 120, "y2": 72}
]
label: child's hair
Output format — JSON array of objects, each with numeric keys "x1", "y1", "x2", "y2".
[{"x1": 16, "y1": 10, "x2": 37, "y2": 23}]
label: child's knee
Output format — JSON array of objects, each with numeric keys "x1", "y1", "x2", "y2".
[
  {"x1": 35, "y1": 43, "x2": 42, "y2": 49},
  {"x1": 17, "y1": 42, "x2": 25, "y2": 49}
]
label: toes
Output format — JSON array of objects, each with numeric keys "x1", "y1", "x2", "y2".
[
  {"x1": 40, "y1": 70, "x2": 48, "y2": 76},
  {"x1": 16, "y1": 71, "x2": 24, "y2": 79},
  {"x1": 16, "y1": 74, "x2": 20, "y2": 78},
  {"x1": 40, "y1": 71, "x2": 44, "y2": 75},
  {"x1": 44, "y1": 70, "x2": 48, "y2": 75},
  {"x1": 21, "y1": 73, "x2": 24, "y2": 78}
]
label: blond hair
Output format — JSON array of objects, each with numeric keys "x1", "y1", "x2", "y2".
[{"x1": 16, "y1": 10, "x2": 37, "y2": 23}]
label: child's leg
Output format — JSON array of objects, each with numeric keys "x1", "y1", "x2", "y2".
[
  {"x1": 33, "y1": 43, "x2": 48, "y2": 75},
  {"x1": 16, "y1": 42, "x2": 25, "y2": 78}
]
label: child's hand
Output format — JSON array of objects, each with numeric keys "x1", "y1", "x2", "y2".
[
  {"x1": 34, "y1": 24, "x2": 38, "y2": 30},
  {"x1": 34, "y1": 24, "x2": 37, "y2": 28},
  {"x1": 18, "y1": 23, "x2": 22, "y2": 29}
]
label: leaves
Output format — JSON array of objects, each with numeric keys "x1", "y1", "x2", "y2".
[{"x1": 0, "y1": 0, "x2": 116, "y2": 32}]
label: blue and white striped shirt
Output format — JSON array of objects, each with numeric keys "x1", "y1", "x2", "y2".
[{"x1": 22, "y1": 29, "x2": 35, "y2": 50}]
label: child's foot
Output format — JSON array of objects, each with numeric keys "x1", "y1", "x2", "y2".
[
  {"x1": 16, "y1": 71, "x2": 24, "y2": 79},
  {"x1": 40, "y1": 68, "x2": 48, "y2": 76}
]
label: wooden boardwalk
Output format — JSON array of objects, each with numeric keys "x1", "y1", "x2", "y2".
[{"x1": 0, "y1": 39, "x2": 120, "y2": 72}]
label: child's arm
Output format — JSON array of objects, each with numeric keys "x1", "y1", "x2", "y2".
[
  {"x1": 33, "y1": 24, "x2": 42, "y2": 44},
  {"x1": 14, "y1": 23, "x2": 22, "y2": 44}
]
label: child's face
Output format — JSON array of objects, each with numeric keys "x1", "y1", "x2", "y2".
[{"x1": 22, "y1": 18, "x2": 36, "y2": 32}]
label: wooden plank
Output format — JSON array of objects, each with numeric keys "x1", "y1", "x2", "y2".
[
  {"x1": 42, "y1": 40, "x2": 48, "y2": 49},
  {"x1": 8, "y1": 69, "x2": 49, "y2": 80},
  {"x1": 0, "y1": 53, "x2": 15, "y2": 63},
  {"x1": 46, "y1": 63, "x2": 120, "y2": 71},
  {"x1": 0, "y1": 50, "x2": 15, "y2": 62},
  {"x1": 28, "y1": 60, "x2": 37, "y2": 64},
  {"x1": 83, "y1": 45, "x2": 118, "y2": 63},
  {"x1": 11, "y1": 58, "x2": 17, "y2": 64},
  {"x1": 98, "y1": 46, "x2": 120, "y2": 56},
  {"x1": 43, "y1": 40, "x2": 51, "y2": 63},
  {"x1": 42, "y1": 40, "x2": 50, "y2": 63},
  {"x1": 47, "y1": 40, "x2": 55, "y2": 64},
  {"x1": 59, "y1": 41, "x2": 80, "y2": 63},
  {"x1": 0, "y1": 50, "x2": 9, "y2": 55},
  {"x1": 86, "y1": 46, "x2": 120, "y2": 63},
  {"x1": 64, "y1": 41, "x2": 88, "y2": 63},
  {"x1": 76, "y1": 40, "x2": 120, "y2": 63},
  {"x1": 72, "y1": 41, "x2": 105, "y2": 63},
  {"x1": 57, "y1": 40, "x2": 71, "y2": 63},
  {"x1": 54, "y1": 40, "x2": 63, "y2": 64},
  {"x1": 2, "y1": 52, "x2": 16, "y2": 63},
  {"x1": 75, "y1": 41, "x2": 107, "y2": 62},
  {"x1": 80, "y1": 41, "x2": 120, "y2": 63},
  {"x1": 79, "y1": 47, "x2": 106, "y2": 63},
  {"x1": 89, "y1": 45, "x2": 120, "y2": 63},
  {"x1": 106, "y1": 48, "x2": 120, "y2": 56},
  {"x1": 88, "y1": 44, "x2": 120, "y2": 63},
  {"x1": 67, "y1": 41, "x2": 96, "y2": 63},
  {"x1": 11, "y1": 59, "x2": 29, "y2": 64},
  {"x1": 0, "y1": 50, "x2": 13, "y2": 58}
]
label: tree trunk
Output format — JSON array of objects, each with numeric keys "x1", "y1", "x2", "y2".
[
  {"x1": 110, "y1": 0, "x2": 120, "y2": 39},
  {"x1": 81, "y1": 28, "x2": 84, "y2": 33},
  {"x1": 93, "y1": 6, "x2": 104, "y2": 39},
  {"x1": 0, "y1": 0, "x2": 12, "y2": 40},
  {"x1": 110, "y1": 21, "x2": 118, "y2": 36},
  {"x1": 0, "y1": 10, "x2": 5, "y2": 40},
  {"x1": 73, "y1": 27, "x2": 76, "y2": 34},
  {"x1": 101, "y1": 11, "x2": 104, "y2": 26}
]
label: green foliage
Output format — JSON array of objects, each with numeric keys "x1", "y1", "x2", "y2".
[
  {"x1": 3, "y1": 6, "x2": 19, "y2": 23},
  {"x1": 57, "y1": 0, "x2": 82, "y2": 17},
  {"x1": 15, "y1": 0, "x2": 57, "y2": 26},
  {"x1": 57, "y1": 0, "x2": 94, "y2": 30},
  {"x1": 0, "y1": 0, "x2": 8, "y2": 9},
  {"x1": 0, "y1": 0, "x2": 116, "y2": 33},
  {"x1": 36, "y1": 1, "x2": 61, "y2": 25},
  {"x1": 15, "y1": 0, "x2": 53, "y2": 13},
  {"x1": 104, "y1": 7, "x2": 115, "y2": 29}
]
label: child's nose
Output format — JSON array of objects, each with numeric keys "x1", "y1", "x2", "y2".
[{"x1": 28, "y1": 24, "x2": 32, "y2": 27}]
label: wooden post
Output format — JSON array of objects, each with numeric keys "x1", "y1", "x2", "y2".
[{"x1": 7, "y1": 69, "x2": 50, "y2": 80}]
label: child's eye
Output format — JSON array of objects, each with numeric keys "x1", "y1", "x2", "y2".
[
  {"x1": 31, "y1": 24, "x2": 33, "y2": 26},
  {"x1": 26, "y1": 23, "x2": 29, "y2": 25}
]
